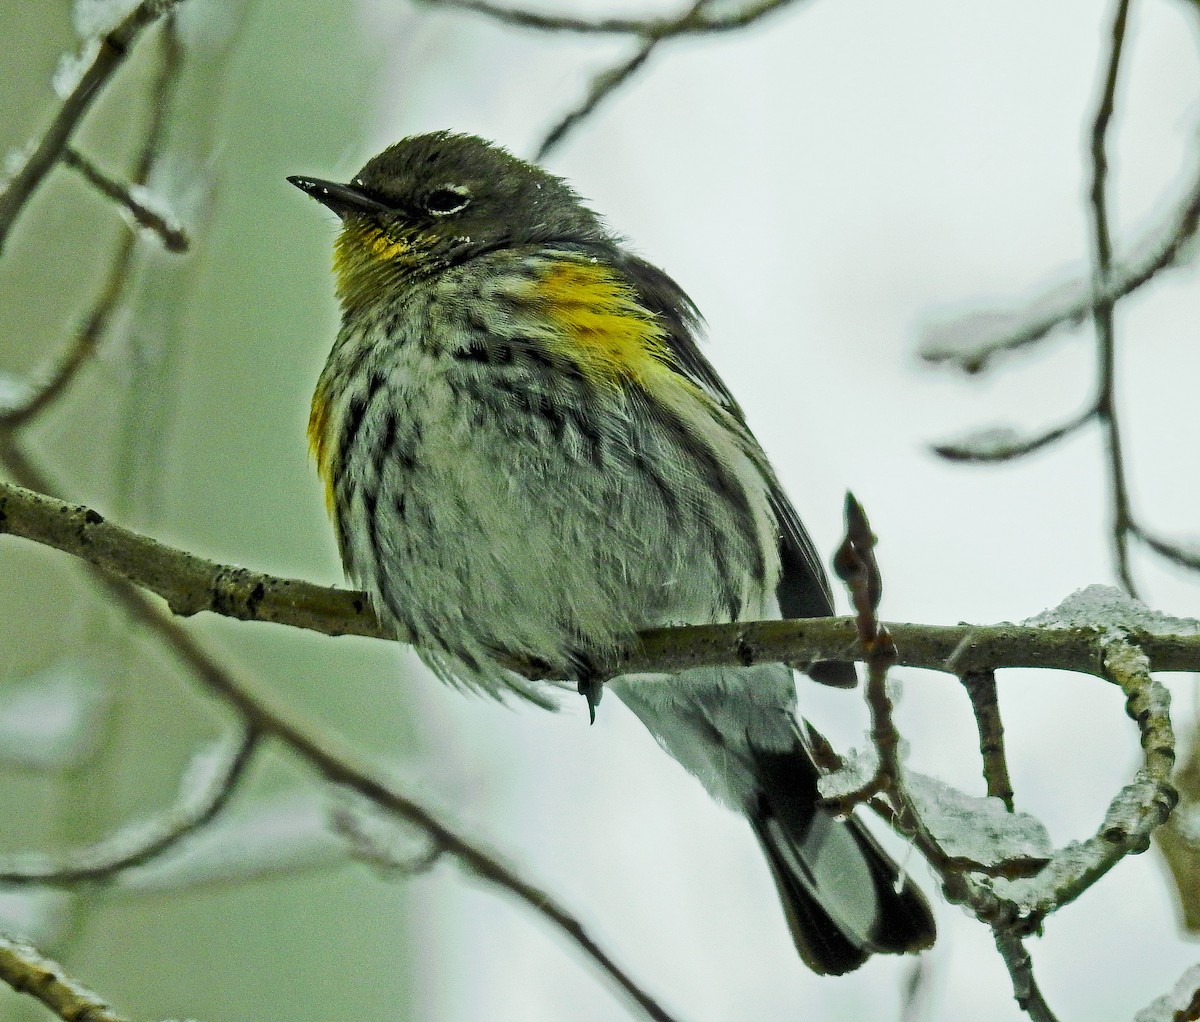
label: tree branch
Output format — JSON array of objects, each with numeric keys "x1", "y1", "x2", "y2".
[
  {"x1": 537, "y1": 35, "x2": 665, "y2": 161},
  {"x1": 0, "y1": 0, "x2": 185, "y2": 254},
  {"x1": 2, "y1": 479, "x2": 1199, "y2": 678},
  {"x1": 993, "y1": 930, "x2": 1060, "y2": 1022},
  {"x1": 959, "y1": 669, "x2": 1015, "y2": 810},
  {"x1": 62, "y1": 147, "x2": 189, "y2": 253},
  {"x1": 0, "y1": 22, "x2": 185, "y2": 431},
  {"x1": 535, "y1": 0, "x2": 714, "y2": 160},
  {"x1": 0, "y1": 935, "x2": 131, "y2": 1022}
]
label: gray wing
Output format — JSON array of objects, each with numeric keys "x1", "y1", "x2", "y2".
[{"x1": 616, "y1": 253, "x2": 853, "y2": 683}]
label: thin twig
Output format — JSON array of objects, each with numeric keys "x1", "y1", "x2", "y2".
[
  {"x1": 830, "y1": 493, "x2": 900, "y2": 805},
  {"x1": 960, "y1": 670, "x2": 1015, "y2": 811},
  {"x1": 0, "y1": 727, "x2": 260, "y2": 887},
  {"x1": 0, "y1": 0, "x2": 184, "y2": 254},
  {"x1": 0, "y1": 935, "x2": 131, "y2": 1022},
  {"x1": 1088, "y1": 0, "x2": 1136, "y2": 594},
  {"x1": 993, "y1": 929, "x2": 1061, "y2": 1022},
  {"x1": 63, "y1": 148, "x2": 189, "y2": 252},
  {"x1": 828, "y1": 495, "x2": 951, "y2": 879},
  {"x1": 932, "y1": 405, "x2": 1096, "y2": 463},
  {"x1": 418, "y1": 0, "x2": 795, "y2": 36},
  {"x1": 0, "y1": 445, "x2": 681, "y2": 1022},
  {"x1": 538, "y1": 37, "x2": 664, "y2": 161},
  {"x1": 1133, "y1": 525, "x2": 1200, "y2": 571},
  {"x1": 536, "y1": 0, "x2": 713, "y2": 160}
]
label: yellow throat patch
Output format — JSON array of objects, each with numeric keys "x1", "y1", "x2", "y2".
[{"x1": 332, "y1": 220, "x2": 436, "y2": 314}]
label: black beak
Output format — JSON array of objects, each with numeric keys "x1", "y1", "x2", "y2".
[{"x1": 287, "y1": 176, "x2": 392, "y2": 219}]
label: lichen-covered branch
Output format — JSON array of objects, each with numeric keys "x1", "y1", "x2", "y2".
[{"x1": 0, "y1": 935, "x2": 131, "y2": 1022}]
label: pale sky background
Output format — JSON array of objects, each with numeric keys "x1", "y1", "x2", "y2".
[{"x1": 312, "y1": 1, "x2": 1200, "y2": 1019}]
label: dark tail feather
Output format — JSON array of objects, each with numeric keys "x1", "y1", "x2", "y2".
[{"x1": 748, "y1": 739, "x2": 936, "y2": 975}]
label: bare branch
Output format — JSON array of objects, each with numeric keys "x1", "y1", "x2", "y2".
[
  {"x1": 0, "y1": 477, "x2": 383, "y2": 638},
  {"x1": 829, "y1": 493, "x2": 901, "y2": 806},
  {"x1": 537, "y1": 37, "x2": 664, "y2": 161},
  {"x1": 0, "y1": 0, "x2": 185, "y2": 254},
  {"x1": 535, "y1": 0, "x2": 714, "y2": 160},
  {"x1": 63, "y1": 148, "x2": 189, "y2": 252},
  {"x1": 960, "y1": 670, "x2": 1015, "y2": 811},
  {"x1": 993, "y1": 930, "x2": 1061, "y2": 1022},
  {"x1": 932, "y1": 406, "x2": 1096, "y2": 463},
  {"x1": 1133, "y1": 526, "x2": 1200, "y2": 572},
  {"x1": 0, "y1": 934, "x2": 131, "y2": 1022}
]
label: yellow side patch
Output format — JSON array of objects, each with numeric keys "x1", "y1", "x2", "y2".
[
  {"x1": 308, "y1": 381, "x2": 336, "y2": 516},
  {"x1": 534, "y1": 260, "x2": 674, "y2": 389}
]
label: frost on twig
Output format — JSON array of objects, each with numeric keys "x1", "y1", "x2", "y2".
[
  {"x1": 331, "y1": 791, "x2": 445, "y2": 876},
  {"x1": 52, "y1": 41, "x2": 102, "y2": 100},
  {"x1": 72, "y1": 0, "x2": 144, "y2": 39},
  {"x1": 1023, "y1": 584, "x2": 1200, "y2": 639},
  {"x1": 815, "y1": 744, "x2": 879, "y2": 801},
  {"x1": 1133, "y1": 963, "x2": 1200, "y2": 1022},
  {"x1": 904, "y1": 772, "x2": 1050, "y2": 869},
  {"x1": 63, "y1": 148, "x2": 190, "y2": 251}
]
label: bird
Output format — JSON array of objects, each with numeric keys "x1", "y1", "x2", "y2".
[{"x1": 289, "y1": 131, "x2": 935, "y2": 974}]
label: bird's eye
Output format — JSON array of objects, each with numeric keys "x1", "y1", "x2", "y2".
[{"x1": 425, "y1": 185, "x2": 471, "y2": 216}]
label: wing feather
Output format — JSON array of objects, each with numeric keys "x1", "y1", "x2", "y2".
[{"x1": 615, "y1": 253, "x2": 852, "y2": 684}]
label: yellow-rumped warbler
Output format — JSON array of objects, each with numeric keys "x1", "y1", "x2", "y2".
[{"x1": 290, "y1": 131, "x2": 934, "y2": 974}]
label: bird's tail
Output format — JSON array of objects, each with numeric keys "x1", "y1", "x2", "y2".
[{"x1": 747, "y1": 739, "x2": 936, "y2": 975}]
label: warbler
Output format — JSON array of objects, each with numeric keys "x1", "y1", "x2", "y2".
[{"x1": 290, "y1": 131, "x2": 935, "y2": 974}]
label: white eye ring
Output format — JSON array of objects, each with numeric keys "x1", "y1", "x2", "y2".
[{"x1": 425, "y1": 185, "x2": 472, "y2": 216}]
